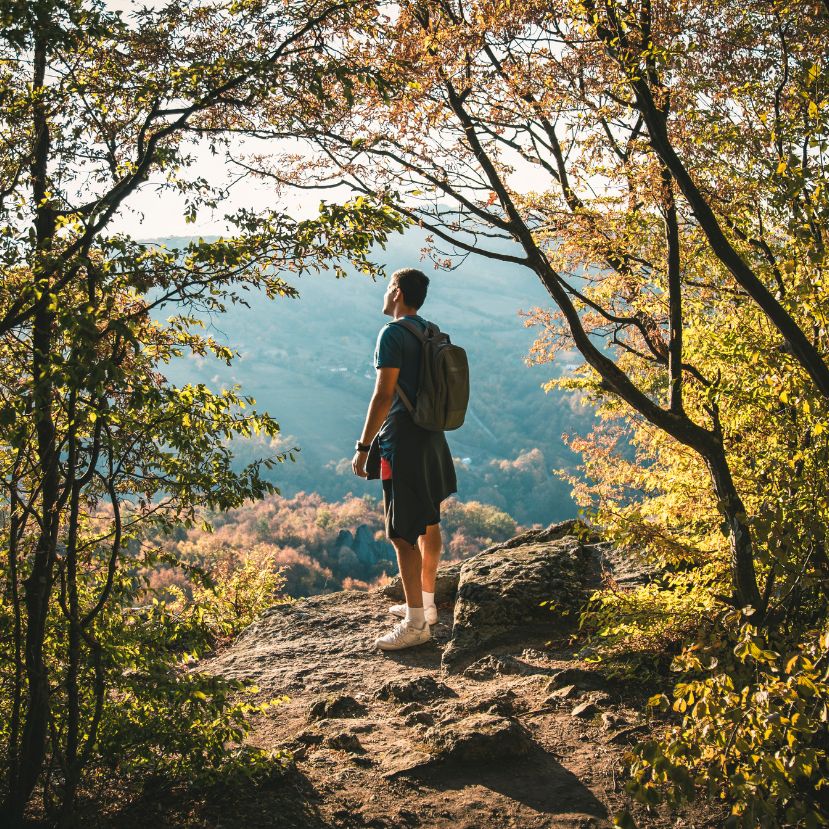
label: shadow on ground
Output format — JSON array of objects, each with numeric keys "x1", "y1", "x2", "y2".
[
  {"x1": 90, "y1": 766, "x2": 335, "y2": 829},
  {"x1": 406, "y1": 746, "x2": 608, "y2": 822}
]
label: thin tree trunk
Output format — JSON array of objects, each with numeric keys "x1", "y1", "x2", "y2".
[
  {"x1": 58, "y1": 480, "x2": 82, "y2": 828},
  {"x1": 12, "y1": 302, "x2": 59, "y2": 824},
  {"x1": 5, "y1": 471, "x2": 24, "y2": 816},
  {"x1": 439, "y1": 71, "x2": 764, "y2": 614},
  {"x1": 662, "y1": 168, "x2": 684, "y2": 414},
  {"x1": 702, "y1": 440, "x2": 764, "y2": 611},
  {"x1": 6, "y1": 9, "x2": 59, "y2": 822}
]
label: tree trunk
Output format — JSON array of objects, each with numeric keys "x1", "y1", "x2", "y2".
[
  {"x1": 5, "y1": 11, "x2": 58, "y2": 820},
  {"x1": 702, "y1": 439, "x2": 763, "y2": 612}
]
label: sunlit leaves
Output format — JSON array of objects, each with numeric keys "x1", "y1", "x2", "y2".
[{"x1": 624, "y1": 621, "x2": 829, "y2": 828}]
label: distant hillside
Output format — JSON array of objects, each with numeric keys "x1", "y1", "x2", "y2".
[{"x1": 153, "y1": 227, "x2": 591, "y2": 524}]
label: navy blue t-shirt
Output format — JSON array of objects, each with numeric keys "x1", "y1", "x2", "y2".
[{"x1": 374, "y1": 314, "x2": 427, "y2": 457}]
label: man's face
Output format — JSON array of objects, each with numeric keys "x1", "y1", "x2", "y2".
[{"x1": 383, "y1": 278, "x2": 399, "y2": 316}]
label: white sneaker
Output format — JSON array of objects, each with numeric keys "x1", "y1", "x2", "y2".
[
  {"x1": 375, "y1": 619, "x2": 431, "y2": 651},
  {"x1": 389, "y1": 602, "x2": 438, "y2": 626}
]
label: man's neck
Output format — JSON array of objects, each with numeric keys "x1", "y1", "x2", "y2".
[{"x1": 393, "y1": 307, "x2": 419, "y2": 320}]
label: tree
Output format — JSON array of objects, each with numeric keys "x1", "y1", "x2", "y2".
[
  {"x1": 241, "y1": 0, "x2": 828, "y2": 614},
  {"x1": 0, "y1": 1, "x2": 402, "y2": 823}
]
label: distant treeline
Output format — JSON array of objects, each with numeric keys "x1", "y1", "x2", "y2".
[{"x1": 146, "y1": 492, "x2": 520, "y2": 598}]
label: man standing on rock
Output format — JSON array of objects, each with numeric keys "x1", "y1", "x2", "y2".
[{"x1": 352, "y1": 268, "x2": 457, "y2": 651}]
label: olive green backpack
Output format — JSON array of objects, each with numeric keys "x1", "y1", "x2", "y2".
[{"x1": 392, "y1": 318, "x2": 469, "y2": 431}]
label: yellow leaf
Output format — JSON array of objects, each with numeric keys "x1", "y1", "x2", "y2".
[{"x1": 776, "y1": 161, "x2": 787, "y2": 174}]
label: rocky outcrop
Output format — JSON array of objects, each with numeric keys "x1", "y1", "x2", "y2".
[
  {"x1": 204, "y1": 521, "x2": 666, "y2": 829},
  {"x1": 334, "y1": 525, "x2": 397, "y2": 576},
  {"x1": 422, "y1": 713, "x2": 534, "y2": 763},
  {"x1": 441, "y1": 523, "x2": 603, "y2": 673}
]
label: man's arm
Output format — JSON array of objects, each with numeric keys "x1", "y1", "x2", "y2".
[{"x1": 352, "y1": 366, "x2": 399, "y2": 478}]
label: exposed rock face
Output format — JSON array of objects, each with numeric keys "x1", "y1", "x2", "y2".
[
  {"x1": 308, "y1": 693, "x2": 367, "y2": 721},
  {"x1": 441, "y1": 524, "x2": 603, "y2": 673},
  {"x1": 376, "y1": 676, "x2": 457, "y2": 704},
  {"x1": 334, "y1": 525, "x2": 397, "y2": 574},
  {"x1": 548, "y1": 668, "x2": 613, "y2": 693}
]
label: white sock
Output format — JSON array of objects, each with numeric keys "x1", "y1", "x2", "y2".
[
  {"x1": 422, "y1": 590, "x2": 435, "y2": 609},
  {"x1": 406, "y1": 606, "x2": 426, "y2": 627}
]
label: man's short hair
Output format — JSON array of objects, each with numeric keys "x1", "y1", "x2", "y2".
[{"x1": 392, "y1": 267, "x2": 429, "y2": 309}]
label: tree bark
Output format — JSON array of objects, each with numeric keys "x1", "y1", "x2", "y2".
[
  {"x1": 5, "y1": 10, "x2": 59, "y2": 822},
  {"x1": 662, "y1": 168, "x2": 684, "y2": 414},
  {"x1": 702, "y1": 438, "x2": 764, "y2": 611}
]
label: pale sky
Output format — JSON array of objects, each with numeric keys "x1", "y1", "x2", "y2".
[
  {"x1": 102, "y1": 0, "x2": 328, "y2": 239},
  {"x1": 101, "y1": 0, "x2": 542, "y2": 242}
]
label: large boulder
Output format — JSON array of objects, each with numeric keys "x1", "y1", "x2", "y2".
[
  {"x1": 441, "y1": 521, "x2": 602, "y2": 673},
  {"x1": 423, "y1": 714, "x2": 534, "y2": 763}
]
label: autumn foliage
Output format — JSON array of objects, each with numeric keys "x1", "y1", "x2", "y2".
[{"x1": 145, "y1": 491, "x2": 518, "y2": 598}]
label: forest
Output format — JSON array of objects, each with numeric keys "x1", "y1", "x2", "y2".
[{"x1": 0, "y1": 1, "x2": 827, "y2": 827}]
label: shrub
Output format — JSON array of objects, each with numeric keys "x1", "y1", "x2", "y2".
[{"x1": 618, "y1": 614, "x2": 829, "y2": 829}]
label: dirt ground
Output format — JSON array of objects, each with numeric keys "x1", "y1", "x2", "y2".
[{"x1": 90, "y1": 589, "x2": 724, "y2": 829}]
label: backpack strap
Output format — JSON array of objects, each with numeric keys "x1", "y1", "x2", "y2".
[
  {"x1": 389, "y1": 318, "x2": 434, "y2": 415},
  {"x1": 391, "y1": 317, "x2": 437, "y2": 342},
  {"x1": 395, "y1": 383, "x2": 416, "y2": 415}
]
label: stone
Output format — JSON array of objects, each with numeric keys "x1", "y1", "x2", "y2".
[
  {"x1": 352, "y1": 755, "x2": 374, "y2": 767},
  {"x1": 441, "y1": 527, "x2": 603, "y2": 673},
  {"x1": 326, "y1": 732, "x2": 364, "y2": 752},
  {"x1": 294, "y1": 728, "x2": 324, "y2": 745},
  {"x1": 466, "y1": 689, "x2": 517, "y2": 717},
  {"x1": 521, "y1": 648, "x2": 550, "y2": 662},
  {"x1": 376, "y1": 675, "x2": 457, "y2": 704},
  {"x1": 308, "y1": 693, "x2": 368, "y2": 721},
  {"x1": 404, "y1": 710, "x2": 435, "y2": 727},
  {"x1": 423, "y1": 714, "x2": 534, "y2": 763},
  {"x1": 380, "y1": 561, "x2": 463, "y2": 604},
  {"x1": 396, "y1": 702, "x2": 424, "y2": 716},
  {"x1": 571, "y1": 701, "x2": 599, "y2": 719},
  {"x1": 547, "y1": 667, "x2": 611, "y2": 693},
  {"x1": 547, "y1": 683, "x2": 578, "y2": 699},
  {"x1": 607, "y1": 724, "x2": 648, "y2": 745},
  {"x1": 462, "y1": 654, "x2": 531, "y2": 680}
]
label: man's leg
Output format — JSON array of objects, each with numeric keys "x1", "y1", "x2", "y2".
[
  {"x1": 376, "y1": 535, "x2": 431, "y2": 650},
  {"x1": 387, "y1": 523, "x2": 442, "y2": 625},
  {"x1": 392, "y1": 537, "x2": 423, "y2": 611},
  {"x1": 418, "y1": 523, "x2": 442, "y2": 594}
]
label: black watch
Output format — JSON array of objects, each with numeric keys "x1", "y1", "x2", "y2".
[{"x1": 355, "y1": 440, "x2": 371, "y2": 452}]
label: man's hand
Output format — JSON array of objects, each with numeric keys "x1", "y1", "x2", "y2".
[{"x1": 352, "y1": 450, "x2": 368, "y2": 478}]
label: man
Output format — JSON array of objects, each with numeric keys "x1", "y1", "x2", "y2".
[{"x1": 352, "y1": 268, "x2": 457, "y2": 650}]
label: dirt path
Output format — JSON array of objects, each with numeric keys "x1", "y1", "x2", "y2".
[{"x1": 190, "y1": 589, "x2": 718, "y2": 829}]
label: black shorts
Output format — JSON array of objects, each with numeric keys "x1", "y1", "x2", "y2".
[{"x1": 382, "y1": 473, "x2": 440, "y2": 544}]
